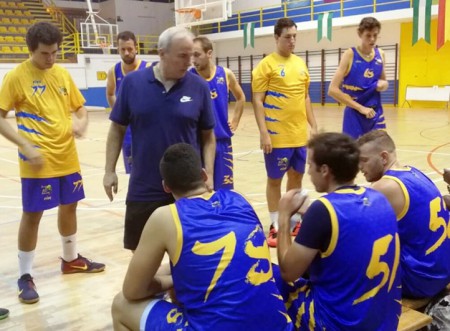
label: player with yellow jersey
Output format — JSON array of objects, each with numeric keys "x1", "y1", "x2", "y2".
[
  {"x1": 252, "y1": 17, "x2": 317, "y2": 247},
  {"x1": 0, "y1": 22, "x2": 104, "y2": 305}
]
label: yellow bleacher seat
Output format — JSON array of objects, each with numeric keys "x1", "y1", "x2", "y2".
[
  {"x1": 2, "y1": 17, "x2": 11, "y2": 24},
  {"x1": 14, "y1": 9, "x2": 23, "y2": 16},
  {"x1": 8, "y1": 26, "x2": 18, "y2": 33},
  {"x1": 18, "y1": 27, "x2": 27, "y2": 34},
  {"x1": 5, "y1": 9, "x2": 13, "y2": 15},
  {"x1": 24, "y1": 10, "x2": 31, "y2": 16},
  {"x1": 0, "y1": 36, "x2": 5, "y2": 43},
  {"x1": 0, "y1": 2, "x2": 6, "y2": 8},
  {"x1": 12, "y1": 46, "x2": 22, "y2": 53},
  {"x1": 1, "y1": 46, "x2": 12, "y2": 53},
  {"x1": 11, "y1": 18, "x2": 20, "y2": 24},
  {"x1": 20, "y1": 18, "x2": 29, "y2": 25},
  {"x1": 14, "y1": 36, "x2": 24, "y2": 43},
  {"x1": 17, "y1": 2, "x2": 24, "y2": 8},
  {"x1": 5, "y1": 36, "x2": 15, "y2": 43},
  {"x1": 0, "y1": 9, "x2": 4, "y2": 15},
  {"x1": 7, "y1": 2, "x2": 17, "y2": 7},
  {"x1": 0, "y1": 26, "x2": 8, "y2": 33},
  {"x1": 22, "y1": 46, "x2": 29, "y2": 54}
]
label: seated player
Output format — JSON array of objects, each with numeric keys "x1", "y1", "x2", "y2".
[
  {"x1": 359, "y1": 130, "x2": 450, "y2": 298},
  {"x1": 277, "y1": 132, "x2": 401, "y2": 331},
  {"x1": 111, "y1": 143, "x2": 293, "y2": 331}
]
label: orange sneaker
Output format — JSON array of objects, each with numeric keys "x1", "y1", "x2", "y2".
[
  {"x1": 61, "y1": 254, "x2": 105, "y2": 274},
  {"x1": 267, "y1": 225, "x2": 278, "y2": 248}
]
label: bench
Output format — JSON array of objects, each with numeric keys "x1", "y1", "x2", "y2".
[
  {"x1": 402, "y1": 297, "x2": 432, "y2": 311},
  {"x1": 403, "y1": 86, "x2": 450, "y2": 108},
  {"x1": 398, "y1": 306, "x2": 433, "y2": 331}
]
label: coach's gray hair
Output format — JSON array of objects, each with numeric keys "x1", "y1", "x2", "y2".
[{"x1": 158, "y1": 26, "x2": 194, "y2": 51}]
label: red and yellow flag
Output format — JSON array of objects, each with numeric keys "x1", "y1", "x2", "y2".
[{"x1": 437, "y1": 0, "x2": 450, "y2": 49}]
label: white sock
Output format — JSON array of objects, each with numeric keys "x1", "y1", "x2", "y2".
[
  {"x1": 18, "y1": 250, "x2": 35, "y2": 277},
  {"x1": 61, "y1": 234, "x2": 77, "y2": 262},
  {"x1": 270, "y1": 211, "x2": 279, "y2": 231},
  {"x1": 290, "y1": 213, "x2": 302, "y2": 232}
]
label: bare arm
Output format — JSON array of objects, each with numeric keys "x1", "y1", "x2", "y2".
[
  {"x1": 277, "y1": 189, "x2": 318, "y2": 282},
  {"x1": 328, "y1": 49, "x2": 375, "y2": 119},
  {"x1": 122, "y1": 206, "x2": 174, "y2": 300},
  {"x1": 103, "y1": 122, "x2": 126, "y2": 201},
  {"x1": 106, "y1": 67, "x2": 116, "y2": 108},
  {"x1": 305, "y1": 91, "x2": 317, "y2": 136},
  {"x1": 252, "y1": 91, "x2": 272, "y2": 154},
  {"x1": 226, "y1": 68, "x2": 245, "y2": 132},
  {"x1": 200, "y1": 129, "x2": 216, "y2": 191},
  {"x1": 376, "y1": 49, "x2": 389, "y2": 92},
  {"x1": 0, "y1": 108, "x2": 43, "y2": 168},
  {"x1": 372, "y1": 178, "x2": 405, "y2": 218},
  {"x1": 72, "y1": 106, "x2": 88, "y2": 138}
]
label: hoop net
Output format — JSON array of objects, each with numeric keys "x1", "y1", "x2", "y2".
[
  {"x1": 175, "y1": 8, "x2": 202, "y2": 27},
  {"x1": 99, "y1": 42, "x2": 111, "y2": 54}
]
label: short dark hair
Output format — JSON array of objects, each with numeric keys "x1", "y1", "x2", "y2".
[
  {"x1": 358, "y1": 17, "x2": 381, "y2": 34},
  {"x1": 308, "y1": 132, "x2": 360, "y2": 183},
  {"x1": 274, "y1": 18, "x2": 297, "y2": 37},
  {"x1": 26, "y1": 22, "x2": 62, "y2": 52},
  {"x1": 117, "y1": 31, "x2": 137, "y2": 45},
  {"x1": 193, "y1": 35, "x2": 213, "y2": 53},
  {"x1": 358, "y1": 130, "x2": 396, "y2": 153},
  {"x1": 160, "y1": 143, "x2": 204, "y2": 194}
]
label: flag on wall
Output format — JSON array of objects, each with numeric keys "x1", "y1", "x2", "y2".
[
  {"x1": 437, "y1": 0, "x2": 450, "y2": 49},
  {"x1": 412, "y1": 0, "x2": 431, "y2": 45},
  {"x1": 243, "y1": 22, "x2": 255, "y2": 48},
  {"x1": 317, "y1": 12, "x2": 333, "y2": 42}
]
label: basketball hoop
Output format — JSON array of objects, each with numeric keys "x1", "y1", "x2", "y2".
[
  {"x1": 99, "y1": 42, "x2": 110, "y2": 54},
  {"x1": 175, "y1": 8, "x2": 202, "y2": 27}
]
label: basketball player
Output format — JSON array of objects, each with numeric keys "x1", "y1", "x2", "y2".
[
  {"x1": 106, "y1": 31, "x2": 150, "y2": 174},
  {"x1": 328, "y1": 17, "x2": 389, "y2": 139},
  {"x1": 276, "y1": 132, "x2": 401, "y2": 330},
  {"x1": 111, "y1": 143, "x2": 294, "y2": 331},
  {"x1": 104, "y1": 26, "x2": 216, "y2": 251},
  {"x1": 358, "y1": 130, "x2": 450, "y2": 298},
  {"x1": 252, "y1": 17, "x2": 318, "y2": 247},
  {"x1": 191, "y1": 35, "x2": 245, "y2": 190},
  {"x1": 0, "y1": 22, "x2": 104, "y2": 305}
]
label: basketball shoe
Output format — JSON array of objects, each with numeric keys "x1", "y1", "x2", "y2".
[
  {"x1": 61, "y1": 254, "x2": 105, "y2": 274},
  {"x1": 18, "y1": 273, "x2": 39, "y2": 304}
]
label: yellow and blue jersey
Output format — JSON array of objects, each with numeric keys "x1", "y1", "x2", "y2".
[
  {"x1": 169, "y1": 190, "x2": 293, "y2": 331},
  {"x1": 384, "y1": 167, "x2": 450, "y2": 298},
  {"x1": 289, "y1": 187, "x2": 401, "y2": 330},
  {"x1": 112, "y1": 59, "x2": 148, "y2": 96},
  {"x1": 252, "y1": 52, "x2": 310, "y2": 148},
  {"x1": 0, "y1": 60, "x2": 85, "y2": 178},
  {"x1": 190, "y1": 65, "x2": 231, "y2": 140}
]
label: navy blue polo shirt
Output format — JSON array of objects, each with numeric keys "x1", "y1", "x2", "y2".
[{"x1": 110, "y1": 65, "x2": 215, "y2": 201}]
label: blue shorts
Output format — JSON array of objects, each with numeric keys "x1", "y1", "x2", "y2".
[
  {"x1": 122, "y1": 126, "x2": 132, "y2": 174},
  {"x1": 214, "y1": 138, "x2": 233, "y2": 190},
  {"x1": 21, "y1": 172, "x2": 85, "y2": 212},
  {"x1": 264, "y1": 147, "x2": 307, "y2": 179},
  {"x1": 140, "y1": 299, "x2": 187, "y2": 331}
]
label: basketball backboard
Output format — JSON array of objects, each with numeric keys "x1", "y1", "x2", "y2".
[{"x1": 175, "y1": 0, "x2": 234, "y2": 28}]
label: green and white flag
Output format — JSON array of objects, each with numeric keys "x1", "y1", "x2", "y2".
[
  {"x1": 243, "y1": 22, "x2": 255, "y2": 48},
  {"x1": 413, "y1": 0, "x2": 432, "y2": 45},
  {"x1": 317, "y1": 12, "x2": 333, "y2": 42}
]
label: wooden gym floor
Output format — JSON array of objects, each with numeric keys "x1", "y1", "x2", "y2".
[{"x1": 0, "y1": 103, "x2": 449, "y2": 330}]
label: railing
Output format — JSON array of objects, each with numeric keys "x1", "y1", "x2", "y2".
[{"x1": 200, "y1": 0, "x2": 412, "y2": 34}]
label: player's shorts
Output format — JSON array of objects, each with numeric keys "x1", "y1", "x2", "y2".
[
  {"x1": 214, "y1": 138, "x2": 233, "y2": 190},
  {"x1": 122, "y1": 126, "x2": 132, "y2": 174},
  {"x1": 124, "y1": 198, "x2": 175, "y2": 250},
  {"x1": 264, "y1": 147, "x2": 307, "y2": 179},
  {"x1": 140, "y1": 299, "x2": 187, "y2": 331},
  {"x1": 21, "y1": 172, "x2": 85, "y2": 213}
]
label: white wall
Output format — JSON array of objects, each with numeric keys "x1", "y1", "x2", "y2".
[
  {"x1": 232, "y1": 0, "x2": 280, "y2": 13},
  {"x1": 114, "y1": 1, "x2": 175, "y2": 35}
]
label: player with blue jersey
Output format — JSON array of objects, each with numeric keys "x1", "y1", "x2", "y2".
[
  {"x1": 191, "y1": 36, "x2": 245, "y2": 190},
  {"x1": 252, "y1": 18, "x2": 318, "y2": 247},
  {"x1": 0, "y1": 22, "x2": 104, "y2": 305},
  {"x1": 276, "y1": 133, "x2": 401, "y2": 330},
  {"x1": 359, "y1": 130, "x2": 450, "y2": 298},
  {"x1": 106, "y1": 31, "x2": 149, "y2": 174},
  {"x1": 112, "y1": 143, "x2": 294, "y2": 331},
  {"x1": 104, "y1": 26, "x2": 216, "y2": 251},
  {"x1": 328, "y1": 17, "x2": 388, "y2": 139}
]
